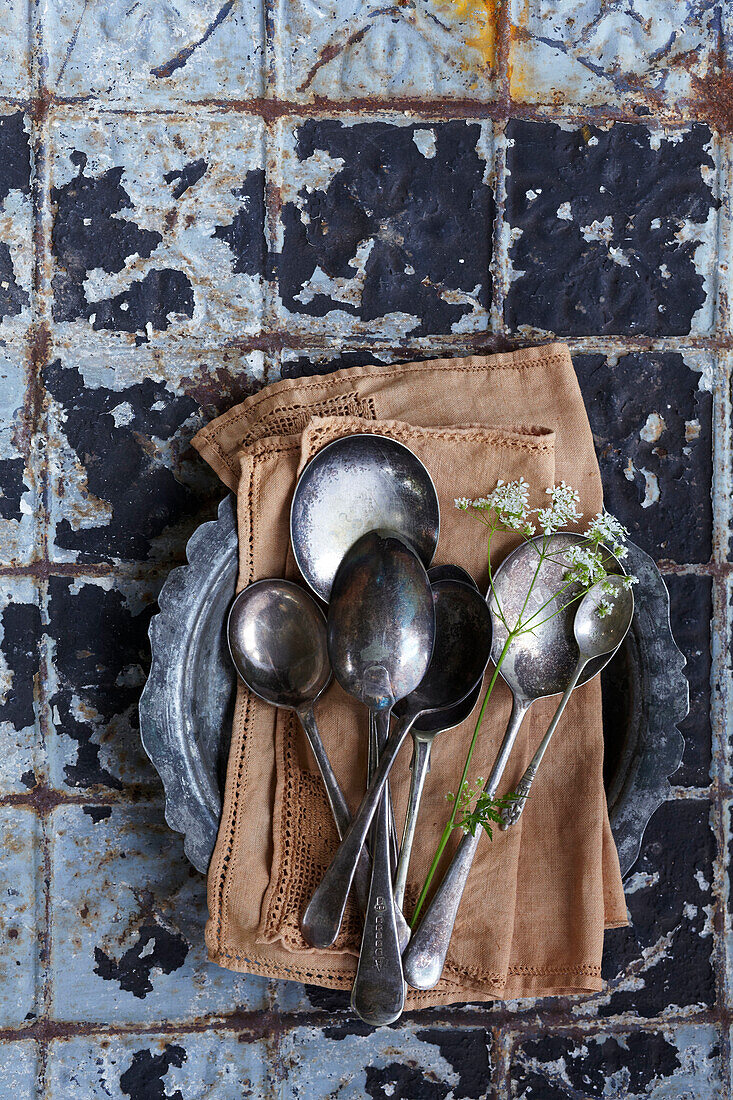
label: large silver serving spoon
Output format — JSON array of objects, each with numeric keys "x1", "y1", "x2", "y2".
[
  {"x1": 392, "y1": 575, "x2": 490, "y2": 913},
  {"x1": 302, "y1": 530, "x2": 435, "y2": 1026},
  {"x1": 290, "y1": 433, "x2": 440, "y2": 881},
  {"x1": 403, "y1": 533, "x2": 625, "y2": 990},
  {"x1": 501, "y1": 575, "x2": 634, "y2": 828},
  {"x1": 290, "y1": 433, "x2": 440, "y2": 603},
  {"x1": 227, "y1": 579, "x2": 371, "y2": 926}
]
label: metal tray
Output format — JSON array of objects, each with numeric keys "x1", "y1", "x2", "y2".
[{"x1": 140, "y1": 494, "x2": 689, "y2": 877}]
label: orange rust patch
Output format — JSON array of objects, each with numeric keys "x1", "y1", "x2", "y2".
[{"x1": 437, "y1": 0, "x2": 498, "y2": 69}]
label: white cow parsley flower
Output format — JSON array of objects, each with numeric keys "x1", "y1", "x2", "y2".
[
  {"x1": 563, "y1": 545, "x2": 606, "y2": 586},
  {"x1": 587, "y1": 511, "x2": 630, "y2": 557},
  {"x1": 536, "y1": 481, "x2": 582, "y2": 534}
]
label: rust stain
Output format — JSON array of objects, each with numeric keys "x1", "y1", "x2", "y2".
[
  {"x1": 691, "y1": 67, "x2": 733, "y2": 133},
  {"x1": 438, "y1": 0, "x2": 497, "y2": 69}
]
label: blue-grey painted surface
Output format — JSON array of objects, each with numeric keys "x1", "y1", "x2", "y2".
[{"x1": 0, "y1": 0, "x2": 731, "y2": 1096}]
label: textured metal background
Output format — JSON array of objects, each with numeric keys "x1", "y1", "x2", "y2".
[{"x1": 0, "y1": 1, "x2": 730, "y2": 1096}]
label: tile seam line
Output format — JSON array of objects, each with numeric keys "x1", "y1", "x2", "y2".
[
  {"x1": 1, "y1": 1008, "x2": 728, "y2": 1043},
  {"x1": 29, "y1": 95, "x2": 733, "y2": 129}
]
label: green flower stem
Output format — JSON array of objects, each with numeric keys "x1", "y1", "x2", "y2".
[{"x1": 410, "y1": 632, "x2": 514, "y2": 928}]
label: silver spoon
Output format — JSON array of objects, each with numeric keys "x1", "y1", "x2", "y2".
[
  {"x1": 302, "y1": 530, "x2": 435, "y2": 1026},
  {"x1": 501, "y1": 575, "x2": 634, "y2": 828},
  {"x1": 393, "y1": 578, "x2": 491, "y2": 913},
  {"x1": 403, "y1": 533, "x2": 625, "y2": 989},
  {"x1": 290, "y1": 433, "x2": 440, "y2": 603},
  {"x1": 226, "y1": 579, "x2": 372, "y2": 929},
  {"x1": 290, "y1": 433, "x2": 440, "y2": 879}
]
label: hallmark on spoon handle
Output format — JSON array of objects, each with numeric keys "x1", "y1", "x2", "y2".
[
  {"x1": 351, "y1": 782, "x2": 406, "y2": 1024},
  {"x1": 301, "y1": 717, "x2": 410, "y2": 948}
]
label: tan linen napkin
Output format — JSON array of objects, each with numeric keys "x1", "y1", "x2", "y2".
[{"x1": 193, "y1": 344, "x2": 628, "y2": 1005}]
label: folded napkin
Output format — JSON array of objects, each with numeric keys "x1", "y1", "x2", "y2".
[{"x1": 192, "y1": 343, "x2": 628, "y2": 1006}]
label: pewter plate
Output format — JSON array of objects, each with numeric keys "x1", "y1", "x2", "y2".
[{"x1": 140, "y1": 494, "x2": 688, "y2": 877}]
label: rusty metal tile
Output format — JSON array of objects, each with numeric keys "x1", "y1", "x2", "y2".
[
  {"x1": 0, "y1": 1041, "x2": 38, "y2": 1099},
  {"x1": 280, "y1": 1021, "x2": 492, "y2": 1097},
  {"x1": 576, "y1": 799, "x2": 716, "y2": 1020},
  {"x1": 273, "y1": 117, "x2": 495, "y2": 339},
  {"x1": 42, "y1": 0, "x2": 265, "y2": 102},
  {"x1": 509, "y1": 1024, "x2": 723, "y2": 1098},
  {"x1": 45, "y1": 1032, "x2": 269, "y2": 1098},
  {"x1": 43, "y1": 573, "x2": 165, "y2": 793},
  {"x1": 0, "y1": 578, "x2": 43, "y2": 795},
  {"x1": 47, "y1": 109, "x2": 266, "y2": 350},
  {"x1": 665, "y1": 574, "x2": 713, "y2": 788},
  {"x1": 0, "y1": 347, "x2": 40, "y2": 566},
  {"x1": 271, "y1": 0, "x2": 498, "y2": 102},
  {"x1": 504, "y1": 121, "x2": 720, "y2": 337},
  {"x1": 44, "y1": 347, "x2": 264, "y2": 565},
  {"x1": 0, "y1": 807, "x2": 41, "y2": 1028},
  {"x1": 508, "y1": 0, "x2": 723, "y2": 114},
  {"x1": 573, "y1": 350, "x2": 714, "y2": 562},
  {"x1": 0, "y1": 109, "x2": 32, "y2": 346},
  {"x1": 47, "y1": 803, "x2": 270, "y2": 1022},
  {"x1": 0, "y1": 3, "x2": 29, "y2": 102}
]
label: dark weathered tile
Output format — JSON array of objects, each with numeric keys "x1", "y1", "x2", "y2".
[
  {"x1": 505, "y1": 122, "x2": 719, "y2": 337},
  {"x1": 0, "y1": 1041, "x2": 38, "y2": 1099},
  {"x1": 665, "y1": 574, "x2": 712, "y2": 788},
  {"x1": 0, "y1": 808, "x2": 41, "y2": 1029},
  {"x1": 48, "y1": 804, "x2": 269, "y2": 1022},
  {"x1": 272, "y1": 0, "x2": 497, "y2": 102},
  {"x1": 275, "y1": 118, "x2": 494, "y2": 339},
  {"x1": 45, "y1": 1032, "x2": 269, "y2": 1098},
  {"x1": 48, "y1": 110, "x2": 266, "y2": 349},
  {"x1": 280, "y1": 1022, "x2": 492, "y2": 1098},
  {"x1": 44, "y1": 348, "x2": 264, "y2": 564},
  {"x1": 573, "y1": 350, "x2": 713, "y2": 563},
  {"x1": 578, "y1": 799, "x2": 716, "y2": 1019},
  {"x1": 509, "y1": 1024, "x2": 723, "y2": 1099},
  {"x1": 0, "y1": 347, "x2": 39, "y2": 565},
  {"x1": 0, "y1": 109, "x2": 31, "y2": 345},
  {"x1": 42, "y1": 0, "x2": 264, "y2": 103},
  {"x1": 0, "y1": 577, "x2": 43, "y2": 794},
  {"x1": 508, "y1": 0, "x2": 723, "y2": 115},
  {"x1": 44, "y1": 573, "x2": 162, "y2": 792}
]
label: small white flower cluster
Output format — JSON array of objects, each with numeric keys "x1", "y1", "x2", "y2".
[
  {"x1": 587, "y1": 511, "x2": 630, "y2": 559},
  {"x1": 537, "y1": 481, "x2": 583, "y2": 535},
  {"x1": 563, "y1": 545, "x2": 607, "y2": 587},
  {"x1": 455, "y1": 478, "x2": 535, "y2": 534},
  {"x1": 596, "y1": 598, "x2": 614, "y2": 619}
]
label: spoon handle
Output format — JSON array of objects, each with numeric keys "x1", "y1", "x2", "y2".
[
  {"x1": 350, "y1": 787, "x2": 406, "y2": 1025},
  {"x1": 301, "y1": 715, "x2": 413, "y2": 949},
  {"x1": 500, "y1": 657, "x2": 587, "y2": 830},
  {"x1": 297, "y1": 707, "x2": 371, "y2": 924},
  {"x1": 403, "y1": 694, "x2": 531, "y2": 989},
  {"x1": 371, "y1": 711, "x2": 399, "y2": 867},
  {"x1": 394, "y1": 735, "x2": 433, "y2": 912}
]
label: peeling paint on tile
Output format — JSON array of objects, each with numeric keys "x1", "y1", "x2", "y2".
[
  {"x1": 573, "y1": 350, "x2": 713, "y2": 562},
  {"x1": 0, "y1": 577, "x2": 43, "y2": 795},
  {"x1": 509, "y1": 1023, "x2": 723, "y2": 1099},
  {"x1": 49, "y1": 111, "x2": 266, "y2": 348},
  {"x1": 45, "y1": 1032, "x2": 269, "y2": 1098},
  {"x1": 42, "y1": 0, "x2": 265, "y2": 102},
  {"x1": 273, "y1": 0, "x2": 498, "y2": 102},
  {"x1": 48, "y1": 804, "x2": 270, "y2": 1021},
  {"x1": 509, "y1": 0, "x2": 723, "y2": 114},
  {"x1": 280, "y1": 1023, "x2": 492, "y2": 1098},
  {"x1": 0, "y1": 807, "x2": 41, "y2": 1028},
  {"x1": 504, "y1": 121, "x2": 719, "y2": 337},
  {"x1": 275, "y1": 118, "x2": 494, "y2": 338}
]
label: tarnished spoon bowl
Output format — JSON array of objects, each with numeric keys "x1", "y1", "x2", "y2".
[
  {"x1": 227, "y1": 579, "x2": 330, "y2": 709},
  {"x1": 490, "y1": 533, "x2": 625, "y2": 700},
  {"x1": 290, "y1": 434, "x2": 440, "y2": 602}
]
